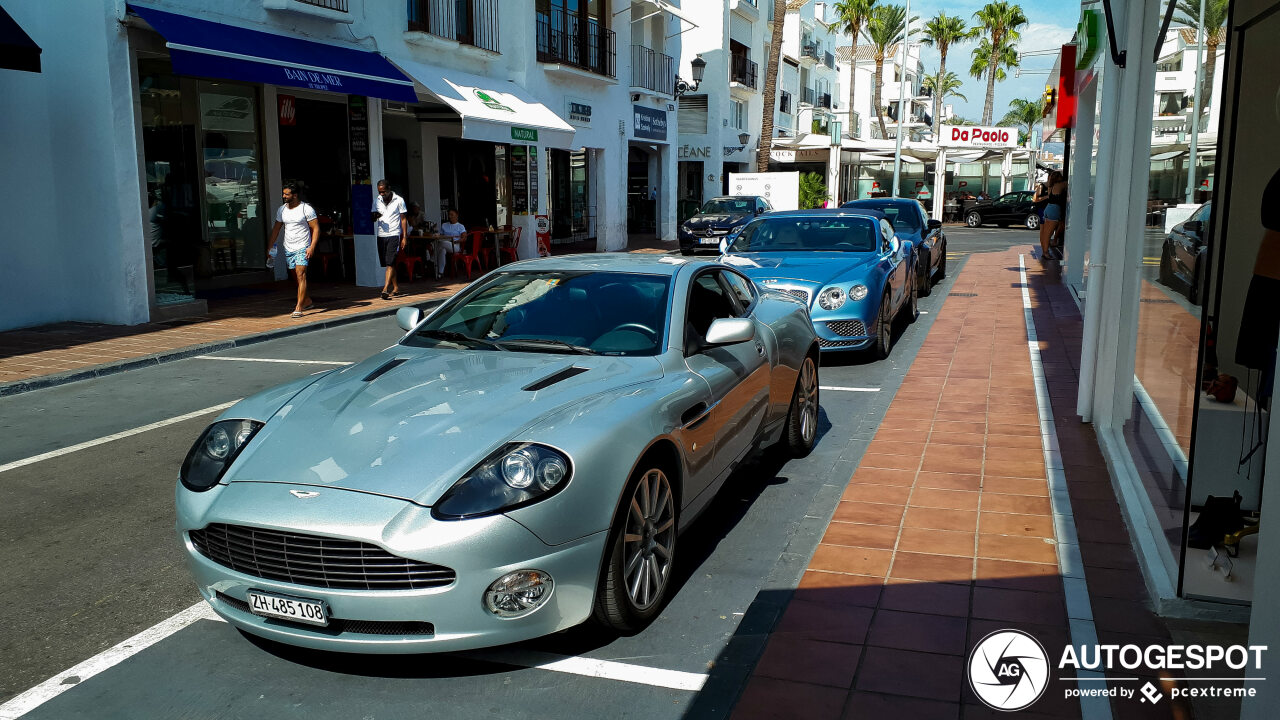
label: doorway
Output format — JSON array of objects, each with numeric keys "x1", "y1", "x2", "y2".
[
  {"x1": 627, "y1": 146, "x2": 654, "y2": 232},
  {"x1": 278, "y1": 97, "x2": 351, "y2": 230}
]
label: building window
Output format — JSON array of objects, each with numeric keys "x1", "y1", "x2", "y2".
[
  {"x1": 731, "y1": 100, "x2": 746, "y2": 130},
  {"x1": 1159, "y1": 91, "x2": 1186, "y2": 116},
  {"x1": 407, "y1": 0, "x2": 501, "y2": 53},
  {"x1": 779, "y1": 90, "x2": 792, "y2": 114},
  {"x1": 678, "y1": 94, "x2": 709, "y2": 134},
  {"x1": 535, "y1": 0, "x2": 616, "y2": 77}
]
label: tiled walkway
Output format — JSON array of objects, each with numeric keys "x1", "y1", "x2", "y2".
[{"x1": 731, "y1": 250, "x2": 1190, "y2": 719}]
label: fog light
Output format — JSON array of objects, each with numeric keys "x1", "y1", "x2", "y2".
[{"x1": 484, "y1": 569, "x2": 554, "y2": 618}]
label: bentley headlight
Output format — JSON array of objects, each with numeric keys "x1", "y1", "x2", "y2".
[
  {"x1": 817, "y1": 286, "x2": 847, "y2": 311},
  {"x1": 181, "y1": 419, "x2": 263, "y2": 492},
  {"x1": 849, "y1": 284, "x2": 869, "y2": 301},
  {"x1": 434, "y1": 443, "x2": 573, "y2": 520}
]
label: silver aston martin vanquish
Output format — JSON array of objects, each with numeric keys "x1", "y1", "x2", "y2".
[{"x1": 176, "y1": 253, "x2": 819, "y2": 653}]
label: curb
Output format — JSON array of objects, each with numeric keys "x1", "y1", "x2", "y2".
[{"x1": 0, "y1": 298, "x2": 445, "y2": 399}]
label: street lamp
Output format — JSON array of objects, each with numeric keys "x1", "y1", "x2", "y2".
[
  {"x1": 675, "y1": 54, "x2": 706, "y2": 97},
  {"x1": 738, "y1": 132, "x2": 751, "y2": 145}
]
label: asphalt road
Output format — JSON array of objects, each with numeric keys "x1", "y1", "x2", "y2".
[{"x1": 0, "y1": 227, "x2": 1035, "y2": 719}]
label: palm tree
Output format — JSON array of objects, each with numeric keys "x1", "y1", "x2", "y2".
[
  {"x1": 972, "y1": 2, "x2": 1028, "y2": 125},
  {"x1": 1174, "y1": 0, "x2": 1230, "y2": 110},
  {"x1": 865, "y1": 4, "x2": 916, "y2": 139},
  {"x1": 834, "y1": 0, "x2": 878, "y2": 139},
  {"x1": 920, "y1": 13, "x2": 974, "y2": 137},
  {"x1": 969, "y1": 36, "x2": 1019, "y2": 122},
  {"x1": 758, "y1": 0, "x2": 789, "y2": 171},
  {"x1": 999, "y1": 97, "x2": 1044, "y2": 146},
  {"x1": 922, "y1": 69, "x2": 968, "y2": 126}
]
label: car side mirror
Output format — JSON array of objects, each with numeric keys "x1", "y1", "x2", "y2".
[
  {"x1": 704, "y1": 317, "x2": 755, "y2": 346},
  {"x1": 396, "y1": 306, "x2": 422, "y2": 332},
  {"x1": 755, "y1": 207, "x2": 764, "y2": 215},
  {"x1": 927, "y1": 219, "x2": 942, "y2": 230},
  {"x1": 889, "y1": 237, "x2": 902, "y2": 256}
]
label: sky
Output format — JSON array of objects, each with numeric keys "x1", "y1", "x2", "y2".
[{"x1": 877, "y1": 0, "x2": 1081, "y2": 123}]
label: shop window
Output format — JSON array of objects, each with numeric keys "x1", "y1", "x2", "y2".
[
  {"x1": 199, "y1": 82, "x2": 266, "y2": 278},
  {"x1": 139, "y1": 59, "x2": 199, "y2": 305}
]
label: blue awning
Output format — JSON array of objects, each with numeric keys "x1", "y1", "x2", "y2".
[{"x1": 129, "y1": 4, "x2": 417, "y2": 103}]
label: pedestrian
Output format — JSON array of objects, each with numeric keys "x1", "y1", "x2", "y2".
[
  {"x1": 1040, "y1": 170, "x2": 1068, "y2": 261},
  {"x1": 436, "y1": 209, "x2": 467, "y2": 276},
  {"x1": 266, "y1": 182, "x2": 319, "y2": 318},
  {"x1": 372, "y1": 180, "x2": 408, "y2": 299}
]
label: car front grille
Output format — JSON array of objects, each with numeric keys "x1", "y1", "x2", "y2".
[
  {"x1": 825, "y1": 320, "x2": 868, "y2": 337},
  {"x1": 190, "y1": 523, "x2": 456, "y2": 591},
  {"x1": 816, "y1": 337, "x2": 864, "y2": 348},
  {"x1": 777, "y1": 288, "x2": 811, "y2": 304},
  {"x1": 215, "y1": 592, "x2": 436, "y2": 636}
]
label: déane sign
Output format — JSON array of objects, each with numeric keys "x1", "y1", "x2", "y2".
[{"x1": 939, "y1": 125, "x2": 1017, "y2": 149}]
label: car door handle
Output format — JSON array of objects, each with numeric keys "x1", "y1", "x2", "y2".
[
  {"x1": 681, "y1": 402, "x2": 710, "y2": 428},
  {"x1": 754, "y1": 340, "x2": 765, "y2": 357}
]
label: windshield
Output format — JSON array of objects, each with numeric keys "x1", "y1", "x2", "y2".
[
  {"x1": 844, "y1": 202, "x2": 921, "y2": 232},
  {"x1": 701, "y1": 198, "x2": 754, "y2": 214},
  {"x1": 728, "y1": 217, "x2": 878, "y2": 253},
  {"x1": 404, "y1": 271, "x2": 670, "y2": 356}
]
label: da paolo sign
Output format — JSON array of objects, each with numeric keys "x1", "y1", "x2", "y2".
[{"x1": 940, "y1": 125, "x2": 1017, "y2": 149}]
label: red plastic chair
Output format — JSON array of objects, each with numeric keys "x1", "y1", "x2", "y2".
[
  {"x1": 485, "y1": 226, "x2": 522, "y2": 266},
  {"x1": 451, "y1": 230, "x2": 487, "y2": 279},
  {"x1": 395, "y1": 251, "x2": 421, "y2": 280}
]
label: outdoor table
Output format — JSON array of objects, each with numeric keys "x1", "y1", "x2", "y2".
[{"x1": 483, "y1": 229, "x2": 516, "y2": 266}]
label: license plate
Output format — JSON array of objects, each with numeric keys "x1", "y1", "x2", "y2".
[
  {"x1": 247, "y1": 590, "x2": 328, "y2": 626},
  {"x1": 700, "y1": 237, "x2": 720, "y2": 245}
]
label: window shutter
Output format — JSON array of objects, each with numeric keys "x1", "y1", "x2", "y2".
[{"x1": 678, "y1": 95, "x2": 709, "y2": 135}]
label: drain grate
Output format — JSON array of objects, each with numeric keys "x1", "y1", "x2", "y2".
[{"x1": 948, "y1": 292, "x2": 979, "y2": 297}]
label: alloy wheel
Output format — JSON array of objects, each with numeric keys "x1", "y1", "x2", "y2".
[
  {"x1": 622, "y1": 468, "x2": 676, "y2": 611},
  {"x1": 1026, "y1": 214, "x2": 1040, "y2": 230},
  {"x1": 798, "y1": 357, "x2": 818, "y2": 444},
  {"x1": 966, "y1": 212, "x2": 981, "y2": 228}
]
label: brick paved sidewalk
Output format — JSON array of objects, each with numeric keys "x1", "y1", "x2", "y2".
[
  {"x1": 729, "y1": 250, "x2": 1194, "y2": 720},
  {"x1": 0, "y1": 238, "x2": 678, "y2": 394}
]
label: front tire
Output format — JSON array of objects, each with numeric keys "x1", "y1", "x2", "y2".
[
  {"x1": 917, "y1": 249, "x2": 933, "y2": 297},
  {"x1": 903, "y1": 273, "x2": 920, "y2": 324},
  {"x1": 870, "y1": 292, "x2": 893, "y2": 360},
  {"x1": 936, "y1": 240, "x2": 947, "y2": 279},
  {"x1": 594, "y1": 464, "x2": 677, "y2": 633},
  {"x1": 966, "y1": 211, "x2": 982, "y2": 228},
  {"x1": 780, "y1": 355, "x2": 819, "y2": 457},
  {"x1": 1158, "y1": 246, "x2": 1175, "y2": 287}
]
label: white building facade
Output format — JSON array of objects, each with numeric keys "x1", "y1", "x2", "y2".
[{"x1": 0, "y1": 0, "x2": 686, "y2": 331}]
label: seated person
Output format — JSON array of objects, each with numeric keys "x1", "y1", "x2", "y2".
[{"x1": 436, "y1": 209, "x2": 467, "y2": 274}]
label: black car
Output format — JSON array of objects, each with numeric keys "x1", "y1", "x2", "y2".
[
  {"x1": 1159, "y1": 201, "x2": 1211, "y2": 305},
  {"x1": 841, "y1": 198, "x2": 947, "y2": 296},
  {"x1": 962, "y1": 190, "x2": 1041, "y2": 229},
  {"x1": 679, "y1": 196, "x2": 772, "y2": 255}
]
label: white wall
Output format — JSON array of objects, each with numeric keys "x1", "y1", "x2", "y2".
[{"x1": 0, "y1": 0, "x2": 149, "y2": 331}]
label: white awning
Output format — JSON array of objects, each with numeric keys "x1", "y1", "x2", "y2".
[
  {"x1": 389, "y1": 57, "x2": 576, "y2": 149},
  {"x1": 620, "y1": 0, "x2": 698, "y2": 37}
]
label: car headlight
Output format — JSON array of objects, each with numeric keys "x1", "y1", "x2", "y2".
[
  {"x1": 180, "y1": 419, "x2": 263, "y2": 492},
  {"x1": 433, "y1": 443, "x2": 572, "y2": 520},
  {"x1": 817, "y1": 286, "x2": 847, "y2": 311},
  {"x1": 849, "y1": 284, "x2": 869, "y2": 301}
]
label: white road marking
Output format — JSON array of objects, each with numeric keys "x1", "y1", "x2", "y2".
[
  {"x1": 0, "y1": 598, "x2": 706, "y2": 717},
  {"x1": 819, "y1": 386, "x2": 881, "y2": 392},
  {"x1": 193, "y1": 356, "x2": 352, "y2": 366},
  {"x1": 0, "y1": 401, "x2": 238, "y2": 475},
  {"x1": 0, "y1": 602, "x2": 219, "y2": 719},
  {"x1": 462, "y1": 649, "x2": 708, "y2": 692}
]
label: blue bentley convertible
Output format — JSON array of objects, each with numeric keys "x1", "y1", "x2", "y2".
[{"x1": 721, "y1": 210, "x2": 917, "y2": 358}]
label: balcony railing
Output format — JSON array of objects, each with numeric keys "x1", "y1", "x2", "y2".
[
  {"x1": 849, "y1": 110, "x2": 861, "y2": 138},
  {"x1": 823, "y1": 51, "x2": 835, "y2": 70},
  {"x1": 800, "y1": 41, "x2": 821, "y2": 62},
  {"x1": 296, "y1": 0, "x2": 347, "y2": 10},
  {"x1": 407, "y1": 0, "x2": 500, "y2": 53},
  {"x1": 631, "y1": 44, "x2": 675, "y2": 95},
  {"x1": 820, "y1": 93, "x2": 832, "y2": 109},
  {"x1": 802, "y1": 86, "x2": 816, "y2": 106},
  {"x1": 536, "y1": 10, "x2": 616, "y2": 78},
  {"x1": 730, "y1": 54, "x2": 758, "y2": 89}
]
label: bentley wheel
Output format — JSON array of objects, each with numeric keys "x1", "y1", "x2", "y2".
[
  {"x1": 781, "y1": 355, "x2": 819, "y2": 457},
  {"x1": 871, "y1": 292, "x2": 893, "y2": 360},
  {"x1": 594, "y1": 465, "x2": 677, "y2": 632},
  {"x1": 966, "y1": 211, "x2": 982, "y2": 228},
  {"x1": 917, "y1": 249, "x2": 932, "y2": 297},
  {"x1": 936, "y1": 241, "x2": 947, "y2": 279},
  {"x1": 1158, "y1": 246, "x2": 1175, "y2": 287},
  {"x1": 904, "y1": 274, "x2": 920, "y2": 324}
]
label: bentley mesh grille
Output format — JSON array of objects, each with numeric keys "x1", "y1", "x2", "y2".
[
  {"x1": 778, "y1": 288, "x2": 810, "y2": 304},
  {"x1": 825, "y1": 320, "x2": 868, "y2": 338},
  {"x1": 816, "y1": 337, "x2": 864, "y2": 348},
  {"x1": 215, "y1": 592, "x2": 435, "y2": 636},
  {"x1": 190, "y1": 524, "x2": 456, "y2": 591}
]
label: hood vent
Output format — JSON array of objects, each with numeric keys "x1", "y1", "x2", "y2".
[
  {"x1": 362, "y1": 358, "x2": 408, "y2": 382},
  {"x1": 523, "y1": 366, "x2": 590, "y2": 392}
]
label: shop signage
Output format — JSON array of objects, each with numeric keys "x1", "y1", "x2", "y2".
[
  {"x1": 473, "y1": 88, "x2": 514, "y2": 113},
  {"x1": 536, "y1": 215, "x2": 550, "y2": 234},
  {"x1": 529, "y1": 148, "x2": 540, "y2": 213},
  {"x1": 769, "y1": 148, "x2": 829, "y2": 162},
  {"x1": 1057, "y1": 44, "x2": 1078, "y2": 130},
  {"x1": 278, "y1": 95, "x2": 296, "y2": 126},
  {"x1": 282, "y1": 67, "x2": 344, "y2": 92},
  {"x1": 1076, "y1": 9, "x2": 1102, "y2": 70},
  {"x1": 679, "y1": 145, "x2": 712, "y2": 159},
  {"x1": 511, "y1": 127, "x2": 539, "y2": 142},
  {"x1": 511, "y1": 146, "x2": 529, "y2": 214},
  {"x1": 202, "y1": 94, "x2": 255, "y2": 133},
  {"x1": 939, "y1": 125, "x2": 1017, "y2": 148},
  {"x1": 633, "y1": 105, "x2": 668, "y2": 141},
  {"x1": 566, "y1": 98, "x2": 592, "y2": 126},
  {"x1": 348, "y1": 96, "x2": 372, "y2": 235}
]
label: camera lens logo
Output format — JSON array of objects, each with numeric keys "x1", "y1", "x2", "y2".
[{"x1": 969, "y1": 630, "x2": 1050, "y2": 711}]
